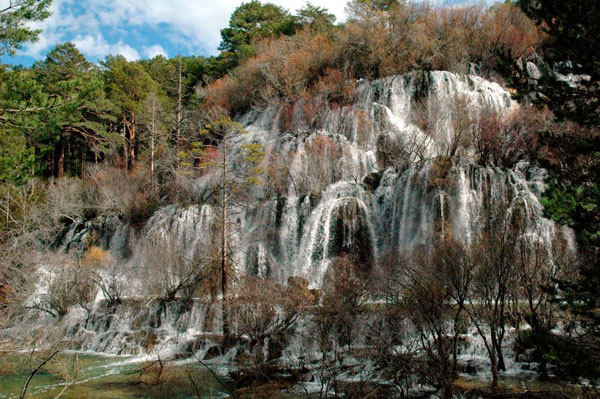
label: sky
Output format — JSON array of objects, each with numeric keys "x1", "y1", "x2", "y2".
[
  {"x1": 1, "y1": 0, "x2": 486, "y2": 66},
  {"x1": 0, "y1": 0, "x2": 350, "y2": 66}
]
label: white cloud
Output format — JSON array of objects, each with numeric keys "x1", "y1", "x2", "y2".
[
  {"x1": 143, "y1": 44, "x2": 168, "y2": 59},
  {"x1": 72, "y1": 34, "x2": 140, "y2": 61},
  {"x1": 11, "y1": 0, "x2": 351, "y2": 61},
  {"x1": 20, "y1": 31, "x2": 62, "y2": 59}
]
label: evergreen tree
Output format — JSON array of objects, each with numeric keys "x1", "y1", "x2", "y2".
[
  {"x1": 513, "y1": 0, "x2": 600, "y2": 251},
  {"x1": 142, "y1": 55, "x2": 208, "y2": 147},
  {"x1": 0, "y1": 67, "x2": 46, "y2": 183},
  {"x1": 518, "y1": 0, "x2": 599, "y2": 127},
  {"x1": 103, "y1": 55, "x2": 160, "y2": 169},
  {"x1": 0, "y1": 0, "x2": 52, "y2": 56},
  {"x1": 219, "y1": 1, "x2": 299, "y2": 65},
  {"x1": 34, "y1": 43, "x2": 117, "y2": 178},
  {"x1": 297, "y1": 3, "x2": 336, "y2": 32},
  {"x1": 0, "y1": 0, "x2": 52, "y2": 182}
]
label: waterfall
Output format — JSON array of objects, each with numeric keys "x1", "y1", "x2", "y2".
[
  {"x1": 293, "y1": 181, "x2": 377, "y2": 286},
  {"x1": 34, "y1": 71, "x2": 574, "y2": 360},
  {"x1": 51, "y1": 70, "x2": 568, "y2": 291}
]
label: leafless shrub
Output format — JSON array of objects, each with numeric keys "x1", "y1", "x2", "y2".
[
  {"x1": 318, "y1": 256, "x2": 370, "y2": 350},
  {"x1": 472, "y1": 107, "x2": 537, "y2": 168},
  {"x1": 465, "y1": 204, "x2": 521, "y2": 388},
  {"x1": 85, "y1": 164, "x2": 159, "y2": 227},
  {"x1": 140, "y1": 235, "x2": 208, "y2": 302},
  {"x1": 227, "y1": 276, "x2": 313, "y2": 383},
  {"x1": 294, "y1": 135, "x2": 345, "y2": 196},
  {"x1": 204, "y1": 1, "x2": 543, "y2": 116},
  {"x1": 22, "y1": 252, "x2": 97, "y2": 319},
  {"x1": 375, "y1": 242, "x2": 472, "y2": 399},
  {"x1": 84, "y1": 246, "x2": 124, "y2": 307}
]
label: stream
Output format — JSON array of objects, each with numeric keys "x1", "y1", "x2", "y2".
[{"x1": 0, "y1": 353, "x2": 230, "y2": 399}]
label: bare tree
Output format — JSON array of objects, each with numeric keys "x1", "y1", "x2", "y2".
[
  {"x1": 386, "y1": 243, "x2": 471, "y2": 399},
  {"x1": 306, "y1": 256, "x2": 371, "y2": 398},
  {"x1": 227, "y1": 276, "x2": 312, "y2": 383},
  {"x1": 472, "y1": 107, "x2": 536, "y2": 168},
  {"x1": 180, "y1": 115, "x2": 264, "y2": 338},
  {"x1": 141, "y1": 235, "x2": 208, "y2": 302},
  {"x1": 294, "y1": 134, "x2": 345, "y2": 197},
  {"x1": 371, "y1": 249, "x2": 419, "y2": 398},
  {"x1": 412, "y1": 94, "x2": 475, "y2": 159},
  {"x1": 510, "y1": 233, "x2": 577, "y2": 379},
  {"x1": 466, "y1": 210, "x2": 519, "y2": 388},
  {"x1": 83, "y1": 246, "x2": 124, "y2": 307}
]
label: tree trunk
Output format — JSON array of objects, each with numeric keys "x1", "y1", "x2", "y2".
[
  {"x1": 128, "y1": 114, "x2": 136, "y2": 170},
  {"x1": 442, "y1": 384, "x2": 453, "y2": 399},
  {"x1": 55, "y1": 130, "x2": 66, "y2": 179},
  {"x1": 176, "y1": 55, "x2": 182, "y2": 148},
  {"x1": 221, "y1": 143, "x2": 229, "y2": 338},
  {"x1": 538, "y1": 343, "x2": 549, "y2": 380},
  {"x1": 497, "y1": 344, "x2": 506, "y2": 372},
  {"x1": 81, "y1": 146, "x2": 85, "y2": 179},
  {"x1": 221, "y1": 199, "x2": 228, "y2": 337},
  {"x1": 451, "y1": 311, "x2": 462, "y2": 377},
  {"x1": 150, "y1": 97, "x2": 156, "y2": 187},
  {"x1": 490, "y1": 350, "x2": 498, "y2": 389},
  {"x1": 492, "y1": 327, "x2": 507, "y2": 372},
  {"x1": 122, "y1": 117, "x2": 128, "y2": 168}
]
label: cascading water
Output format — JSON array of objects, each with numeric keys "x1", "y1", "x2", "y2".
[
  {"x1": 29, "y1": 71, "x2": 573, "y2": 363},
  {"x1": 51, "y1": 70, "x2": 568, "y2": 288},
  {"x1": 293, "y1": 181, "x2": 376, "y2": 286}
]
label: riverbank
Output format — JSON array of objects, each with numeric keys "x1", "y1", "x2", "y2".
[{"x1": 0, "y1": 349, "x2": 585, "y2": 399}]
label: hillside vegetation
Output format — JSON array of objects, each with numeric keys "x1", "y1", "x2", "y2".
[{"x1": 1, "y1": 0, "x2": 599, "y2": 398}]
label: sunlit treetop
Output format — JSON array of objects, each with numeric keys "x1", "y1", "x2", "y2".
[{"x1": 0, "y1": 0, "x2": 52, "y2": 56}]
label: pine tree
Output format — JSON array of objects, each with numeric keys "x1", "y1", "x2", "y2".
[
  {"x1": 219, "y1": 1, "x2": 299, "y2": 65},
  {"x1": 103, "y1": 56, "x2": 159, "y2": 169},
  {"x1": 0, "y1": 0, "x2": 52, "y2": 56},
  {"x1": 35, "y1": 43, "x2": 117, "y2": 178}
]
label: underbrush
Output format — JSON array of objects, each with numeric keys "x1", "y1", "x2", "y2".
[{"x1": 204, "y1": 2, "x2": 542, "y2": 116}]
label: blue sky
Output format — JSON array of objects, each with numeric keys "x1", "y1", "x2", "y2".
[
  {"x1": 0, "y1": 0, "x2": 350, "y2": 66},
  {"x1": 1, "y1": 0, "x2": 486, "y2": 66}
]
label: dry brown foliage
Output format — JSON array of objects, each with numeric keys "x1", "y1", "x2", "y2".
[{"x1": 203, "y1": 2, "x2": 542, "y2": 116}]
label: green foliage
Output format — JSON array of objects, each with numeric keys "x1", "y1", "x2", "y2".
[
  {"x1": 141, "y1": 54, "x2": 206, "y2": 106},
  {"x1": 241, "y1": 142, "x2": 265, "y2": 186},
  {"x1": 207, "y1": 2, "x2": 541, "y2": 115},
  {"x1": 34, "y1": 43, "x2": 118, "y2": 176},
  {"x1": 1, "y1": 47, "x2": 221, "y2": 184},
  {"x1": 0, "y1": 67, "x2": 50, "y2": 182},
  {"x1": 103, "y1": 55, "x2": 159, "y2": 117},
  {"x1": 355, "y1": 0, "x2": 399, "y2": 11},
  {"x1": 297, "y1": 2, "x2": 336, "y2": 32},
  {"x1": 504, "y1": 0, "x2": 600, "y2": 248},
  {"x1": 514, "y1": 313, "x2": 556, "y2": 379},
  {"x1": 219, "y1": 0, "x2": 299, "y2": 63},
  {"x1": 0, "y1": 0, "x2": 52, "y2": 56},
  {"x1": 179, "y1": 115, "x2": 265, "y2": 187},
  {"x1": 510, "y1": 0, "x2": 600, "y2": 250},
  {"x1": 541, "y1": 180, "x2": 600, "y2": 248},
  {"x1": 177, "y1": 141, "x2": 203, "y2": 171},
  {"x1": 542, "y1": 264, "x2": 600, "y2": 384},
  {"x1": 0, "y1": 127, "x2": 36, "y2": 184}
]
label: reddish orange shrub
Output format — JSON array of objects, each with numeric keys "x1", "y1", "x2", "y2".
[{"x1": 203, "y1": 2, "x2": 542, "y2": 117}]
